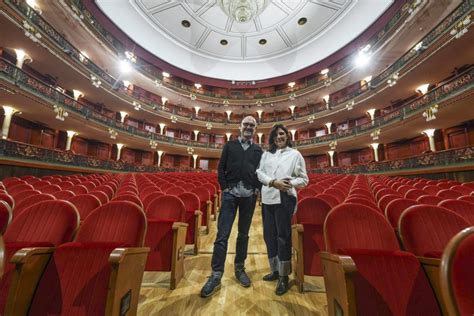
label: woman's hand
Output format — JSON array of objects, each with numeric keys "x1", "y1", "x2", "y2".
[{"x1": 273, "y1": 179, "x2": 292, "y2": 191}]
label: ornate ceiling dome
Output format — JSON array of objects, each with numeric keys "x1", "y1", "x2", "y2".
[{"x1": 218, "y1": 0, "x2": 271, "y2": 23}]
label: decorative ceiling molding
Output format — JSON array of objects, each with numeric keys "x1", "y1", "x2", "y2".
[{"x1": 96, "y1": 0, "x2": 394, "y2": 81}]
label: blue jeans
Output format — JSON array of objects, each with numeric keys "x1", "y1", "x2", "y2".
[{"x1": 211, "y1": 192, "x2": 257, "y2": 276}]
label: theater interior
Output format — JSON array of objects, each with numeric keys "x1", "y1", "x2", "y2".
[{"x1": 0, "y1": 0, "x2": 473, "y2": 315}]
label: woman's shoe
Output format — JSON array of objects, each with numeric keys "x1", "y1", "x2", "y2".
[
  {"x1": 275, "y1": 276, "x2": 289, "y2": 296},
  {"x1": 262, "y1": 271, "x2": 279, "y2": 281}
]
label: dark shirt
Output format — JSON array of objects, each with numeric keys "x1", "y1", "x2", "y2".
[{"x1": 217, "y1": 139, "x2": 263, "y2": 192}]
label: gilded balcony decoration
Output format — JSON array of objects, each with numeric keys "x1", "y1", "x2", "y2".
[
  {"x1": 311, "y1": 146, "x2": 474, "y2": 174},
  {"x1": 5, "y1": 0, "x2": 472, "y2": 126}
]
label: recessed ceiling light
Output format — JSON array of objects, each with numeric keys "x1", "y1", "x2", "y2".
[
  {"x1": 181, "y1": 20, "x2": 191, "y2": 28},
  {"x1": 298, "y1": 17, "x2": 307, "y2": 25},
  {"x1": 220, "y1": 39, "x2": 228, "y2": 46},
  {"x1": 259, "y1": 39, "x2": 267, "y2": 45}
]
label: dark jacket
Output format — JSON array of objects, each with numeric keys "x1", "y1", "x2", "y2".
[{"x1": 217, "y1": 139, "x2": 263, "y2": 191}]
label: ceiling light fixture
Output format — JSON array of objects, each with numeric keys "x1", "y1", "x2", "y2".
[
  {"x1": 218, "y1": 0, "x2": 270, "y2": 23},
  {"x1": 354, "y1": 45, "x2": 371, "y2": 68},
  {"x1": 162, "y1": 71, "x2": 170, "y2": 78},
  {"x1": 120, "y1": 60, "x2": 132, "y2": 73}
]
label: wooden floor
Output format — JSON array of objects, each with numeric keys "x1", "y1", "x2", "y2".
[{"x1": 138, "y1": 203, "x2": 328, "y2": 315}]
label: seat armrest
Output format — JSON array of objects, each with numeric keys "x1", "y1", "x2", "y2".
[
  {"x1": 171, "y1": 222, "x2": 188, "y2": 289},
  {"x1": 291, "y1": 224, "x2": 304, "y2": 292},
  {"x1": 320, "y1": 251, "x2": 357, "y2": 316},
  {"x1": 6, "y1": 247, "x2": 55, "y2": 316},
  {"x1": 106, "y1": 247, "x2": 150, "y2": 316},
  {"x1": 418, "y1": 256, "x2": 447, "y2": 316}
]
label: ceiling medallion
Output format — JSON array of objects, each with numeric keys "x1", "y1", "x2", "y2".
[{"x1": 218, "y1": 0, "x2": 271, "y2": 23}]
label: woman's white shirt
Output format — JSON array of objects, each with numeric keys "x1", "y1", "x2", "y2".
[{"x1": 257, "y1": 147, "x2": 308, "y2": 205}]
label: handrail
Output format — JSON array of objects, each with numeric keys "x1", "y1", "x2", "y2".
[
  {"x1": 1, "y1": 59, "x2": 473, "y2": 150},
  {"x1": 295, "y1": 67, "x2": 474, "y2": 146},
  {"x1": 2, "y1": 0, "x2": 472, "y2": 125},
  {"x1": 309, "y1": 145, "x2": 474, "y2": 174},
  {"x1": 0, "y1": 139, "x2": 178, "y2": 172}
]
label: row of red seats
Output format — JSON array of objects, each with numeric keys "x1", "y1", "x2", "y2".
[{"x1": 292, "y1": 174, "x2": 473, "y2": 315}]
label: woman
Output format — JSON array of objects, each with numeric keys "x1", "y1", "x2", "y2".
[{"x1": 256, "y1": 124, "x2": 308, "y2": 295}]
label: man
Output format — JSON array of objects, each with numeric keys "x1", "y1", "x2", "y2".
[{"x1": 200, "y1": 116, "x2": 263, "y2": 297}]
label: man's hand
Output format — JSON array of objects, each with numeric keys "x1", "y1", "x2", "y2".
[{"x1": 273, "y1": 179, "x2": 292, "y2": 191}]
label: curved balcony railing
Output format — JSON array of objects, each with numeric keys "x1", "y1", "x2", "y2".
[
  {"x1": 63, "y1": 0, "x2": 412, "y2": 102},
  {"x1": 3, "y1": 0, "x2": 472, "y2": 125},
  {"x1": 0, "y1": 138, "x2": 180, "y2": 172},
  {"x1": 295, "y1": 67, "x2": 474, "y2": 147},
  {"x1": 310, "y1": 145, "x2": 474, "y2": 174},
  {"x1": 2, "y1": 56, "x2": 473, "y2": 153},
  {"x1": 0, "y1": 58, "x2": 224, "y2": 150}
]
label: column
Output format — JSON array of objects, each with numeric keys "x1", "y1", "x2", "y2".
[
  {"x1": 193, "y1": 130, "x2": 200, "y2": 141},
  {"x1": 325, "y1": 122, "x2": 332, "y2": 134},
  {"x1": 423, "y1": 129, "x2": 436, "y2": 152},
  {"x1": 290, "y1": 129, "x2": 296, "y2": 141},
  {"x1": 226, "y1": 133, "x2": 232, "y2": 141},
  {"x1": 257, "y1": 133, "x2": 263, "y2": 144},
  {"x1": 367, "y1": 109, "x2": 376, "y2": 125},
  {"x1": 66, "y1": 130, "x2": 77, "y2": 151},
  {"x1": 159, "y1": 123, "x2": 166, "y2": 135},
  {"x1": 193, "y1": 154, "x2": 198, "y2": 169},
  {"x1": 328, "y1": 150, "x2": 335, "y2": 167},
  {"x1": 14, "y1": 49, "x2": 32, "y2": 69},
  {"x1": 2, "y1": 106, "x2": 19, "y2": 139},
  {"x1": 119, "y1": 111, "x2": 128, "y2": 123},
  {"x1": 157, "y1": 150, "x2": 164, "y2": 167},
  {"x1": 116, "y1": 143, "x2": 124, "y2": 161},
  {"x1": 370, "y1": 143, "x2": 380, "y2": 162}
]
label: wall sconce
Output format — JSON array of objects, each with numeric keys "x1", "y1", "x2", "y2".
[
  {"x1": 329, "y1": 140, "x2": 337, "y2": 150},
  {"x1": 108, "y1": 128, "x2": 118, "y2": 139},
  {"x1": 422, "y1": 104, "x2": 438, "y2": 121},
  {"x1": 119, "y1": 111, "x2": 128, "y2": 123},
  {"x1": 72, "y1": 89, "x2": 83, "y2": 101},
  {"x1": 346, "y1": 100, "x2": 354, "y2": 111},
  {"x1": 307, "y1": 115, "x2": 315, "y2": 124},
  {"x1": 170, "y1": 115, "x2": 178, "y2": 123},
  {"x1": 223, "y1": 99, "x2": 230, "y2": 107},
  {"x1": 387, "y1": 72, "x2": 399, "y2": 87},
  {"x1": 416, "y1": 83, "x2": 430, "y2": 95},
  {"x1": 450, "y1": 15, "x2": 471, "y2": 39},
  {"x1": 149, "y1": 139, "x2": 157, "y2": 149},
  {"x1": 133, "y1": 101, "x2": 141, "y2": 111},
  {"x1": 256, "y1": 100, "x2": 262, "y2": 107},
  {"x1": 90, "y1": 74, "x2": 101, "y2": 88},
  {"x1": 187, "y1": 146, "x2": 195, "y2": 155},
  {"x1": 53, "y1": 105, "x2": 68, "y2": 121},
  {"x1": 371, "y1": 128, "x2": 381, "y2": 140},
  {"x1": 206, "y1": 122, "x2": 212, "y2": 130},
  {"x1": 194, "y1": 83, "x2": 202, "y2": 89},
  {"x1": 125, "y1": 51, "x2": 137, "y2": 63}
]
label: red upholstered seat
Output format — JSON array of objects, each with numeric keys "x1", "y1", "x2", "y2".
[
  {"x1": 10, "y1": 189, "x2": 42, "y2": 204},
  {"x1": 374, "y1": 188, "x2": 400, "y2": 201},
  {"x1": 68, "y1": 185, "x2": 89, "y2": 195},
  {"x1": 182, "y1": 183, "x2": 195, "y2": 191},
  {"x1": 89, "y1": 190, "x2": 109, "y2": 204},
  {"x1": 399, "y1": 205, "x2": 471, "y2": 257},
  {"x1": 458, "y1": 195, "x2": 474, "y2": 203},
  {"x1": 165, "y1": 186, "x2": 185, "y2": 196},
  {"x1": 52, "y1": 190, "x2": 76, "y2": 200},
  {"x1": 191, "y1": 187, "x2": 212, "y2": 227},
  {"x1": 113, "y1": 194, "x2": 143, "y2": 208},
  {"x1": 7, "y1": 183, "x2": 34, "y2": 196},
  {"x1": 178, "y1": 192, "x2": 201, "y2": 245},
  {"x1": 307, "y1": 184, "x2": 325, "y2": 194},
  {"x1": 438, "y1": 199, "x2": 474, "y2": 225},
  {"x1": 385, "y1": 198, "x2": 418, "y2": 229},
  {"x1": 315, "y1": 193, "x2": 339, "y2": 208},
  {"x1": 296, "y1": 197, "x2": 331, "y2": 276},
  {"x1": 13, "y1": 193, "x2": 57, "y2": 217},
  {"x1": 26, "y1": 201, "x2": 146, "y2": 315},
  {"x1": 91, "y1": 185, "x2": 115, "y2": 200},
  {"x1": 144, "y1": 196, "x2": 186, "y2": 271},
  {"x1": 378, "y1": 194, "x2": 401, "y2": 214},
  {"x1": 323, "y1": 188, "x2": 345, "y2": 203},
  {"x1": 344, "y1": 197, "x2": 379, "y2": 211},
  {"x1": 142, "y1": 192, "x2": 164, "y2": 211},
  {"x1": 40, "y1": 184, "x2": 62, "y2": 194},
  {"x1": 139, "y1": 186, "x2": 161, "y2": 201},
  {"x1": 396, "y1": 185, "x2": 413, "y2": 196},
  {"x1": 423, "y1": 185, "x2": 442, "y2": 195},
  {"x1": 324, "y1": 203, "x2": 441, "y2": 316},
  {"x1": 0, "y1": 200, "x2": 79, "y2": 314},
  {"x1": 297, "y1": 188, "x2": 316, "y2": 200},
  {"x1": 441, "y1": 227, "x2": 474, "y2": 316},
  {"x1": 68, "y1": 194, "x2": 102, "y2": 220},
  {"x1": 450, "y1": 185, "x2": 473, "y2": 196},
  {"x1": 0, "y1": 201, "x2": 12, "y2": 234},
  {"x1": 404, "y1": 189, "x2": 428, "y2": 200},
  {"x1": 0, "y1": 193, "x2": 15, "y2": 209},
  {"x1": 416, "y1": 194, "x2": 443, "y2": 205},
  {"x1": 437, "y1": 189, "x2": 462, "y2": 199},
  {"x1": 31, "y1": 180, "x2": 51, "y2": 189}
]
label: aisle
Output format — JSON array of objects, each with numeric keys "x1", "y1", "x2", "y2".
[{"x1": 138, "y1": 204, "x2": 328, "y2": 315}]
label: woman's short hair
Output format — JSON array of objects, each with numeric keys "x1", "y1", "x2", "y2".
[{"x1": 268, "y1": 124, "x2": 292, "y2": 153}]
